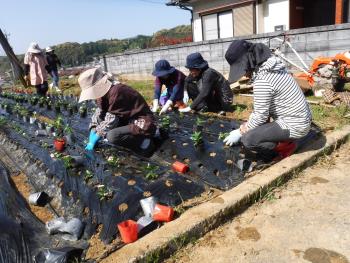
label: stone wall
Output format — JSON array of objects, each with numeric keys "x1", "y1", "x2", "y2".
[{"x1": 102, "y1": 23, "x2": 350, "y2": 80}]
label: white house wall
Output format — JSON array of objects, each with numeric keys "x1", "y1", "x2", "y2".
[{"x1": 262, "y1": 0, "x2": 289, "y2": 33}]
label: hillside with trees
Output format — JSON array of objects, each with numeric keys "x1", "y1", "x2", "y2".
[{"x1": 0, "y1": 25, "x2": 192, "y2": 74}]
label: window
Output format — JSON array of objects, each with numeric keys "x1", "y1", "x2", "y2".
[
  {"x1": 219, "y1": 11, "x2": 234, "y2": 38},
  {"x1": 202, "y1": 14, "x2": 218, "y2": 40},
  {"x1": 202, "y1": 11, "x2": 233, "y2": 40}
]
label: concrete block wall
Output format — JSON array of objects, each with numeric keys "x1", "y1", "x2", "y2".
[{"x1": 102, "y1": 23, "x2": 350, "y2": 79}]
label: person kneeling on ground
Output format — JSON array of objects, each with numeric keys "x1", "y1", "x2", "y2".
[
  {"x1": 78, "y1": 68, "x2": 157, "y2": 157},
  {"x1": 151, "y1": 59, "x2": 187, "y2": 115},
  {"x1": 179, "y1": 52, "x2": 233, "y2": 114},
  {"x1": 223, "y1": 40, "x2": 312, "y2": 162}
]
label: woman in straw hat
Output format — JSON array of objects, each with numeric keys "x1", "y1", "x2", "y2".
[
  {"x1": 78, "y1": 68, "x2": 157, "y2": 157},
  {"x1": 24, "y1": 42, "x2": 50, "y2": 96}
]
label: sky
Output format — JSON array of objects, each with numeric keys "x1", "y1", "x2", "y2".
[{"x1": 0, "y1": 0, "x2": 191, "y2": 55}]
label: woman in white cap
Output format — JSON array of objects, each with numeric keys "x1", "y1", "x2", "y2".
[
  {"x1": 78, "y1": 68, "x2": 157, "y2": 157},
  {"x1": 45, "y1": 47, "x2": 61, "y2": 91},
  {"x1": 24, "y1": 42, "x2": 50, "y2": 96}
]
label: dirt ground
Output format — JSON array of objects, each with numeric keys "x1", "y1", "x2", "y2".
[
  {"x1": 11, "y1": 172, "x2": 54, "y2": 223},
  {"x1": 166, "y1": 142, "x2": 350, "y2": 263}
]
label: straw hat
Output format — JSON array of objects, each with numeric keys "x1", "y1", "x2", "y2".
[
  {"x1": 45, "y1": 47, "x2": 54, "y2": 52},
  {"x1": 78, "y1": 68, "x2": 113, "y2": 103},
  {"x1": 27, "y1": 42, "x2": 42, "y2": 53}
]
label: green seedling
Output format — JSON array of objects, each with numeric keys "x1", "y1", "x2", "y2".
[
  {"x1": 218, "y1": 132, "x2": 230, "y2": 140},
  {"x1": 191, "y1": 131, "x2": 203, "y2": 146},
  {"x1": 62, "y1": 155, "x2": 74, "y2": 169},
  {"x1": 54, "y1": 115, "x2": 65, "y2": 136},
  {"x1": 107, "y1": 156, "x2": 120, "y2": 167},
  {"x1": 195, "y1": 117, "x2": 205, "y2": 126},
  {"x1": 64, "y1": 125, "x2": 73, "y2": 135},
  {"x1": 84, "y1": 169, "x2": 94, "y2": 182},
  {"x1": 96, "y1": 184, "x2": 113, "y2": 201},
  {"x1": 142, "y1": 163, "x2": 159, "y2": 180},
  {"x1": 160, "y1": 116, "x2": 171, "y2": 129},
  {"x1": 0, "y1": 117, "x2": 7, "y2": 126},
  {"x1": 42, "y1": 142, "x2": 49, "y2": 149}
]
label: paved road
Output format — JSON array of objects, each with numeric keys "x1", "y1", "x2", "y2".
[{"x1": 167, "y1": 142, "x2": 350, "y2": 263}]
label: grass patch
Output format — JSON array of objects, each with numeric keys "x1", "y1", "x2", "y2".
[
  {"x1": 310, "y1": 104, "x2": 350, "y2": 131},
  {"x1": 125, "y1": 80, "x2": 154, "y2": 103}
]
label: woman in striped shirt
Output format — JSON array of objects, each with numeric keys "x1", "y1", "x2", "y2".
[{"x1": 224, "y1": 40, "x2": 312, "y2": 162}]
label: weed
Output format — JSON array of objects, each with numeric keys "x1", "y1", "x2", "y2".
[
  {"x1": 142, "y1": 163, "x2": 159, "y2": 180},
  {"x1": 334, "y1": 104, "x2": 348, "y2": 118},
  {"x1": 191, "y1": 131, "x2": 203, "y2": 146}
]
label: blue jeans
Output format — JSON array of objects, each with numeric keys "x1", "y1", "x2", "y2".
[{"x1": 50, "y1": 70, "x2": 59, "y2": 87}]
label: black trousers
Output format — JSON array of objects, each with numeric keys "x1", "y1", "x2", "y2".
[
  {"x1": 35, "y1": 81, "x2": 48, "y2": 96},
  {"x1": 241, "y1": 122, "x2": 290, "y2": 162},
  {"x1": 106, "y1": 125, "x2": 147, "y2": 152},
  {"x1": 187, "y1": 82, "x2": 228, "y2": 112}
]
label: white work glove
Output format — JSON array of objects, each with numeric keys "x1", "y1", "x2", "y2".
[
  {"x1": 223, "y1": 129, "x2": 242, "y2": 146},
  {"x1": 159, "y1": 100, "x2": 173, "y2": 115},
  {"x1": 151, "y1": 99, "x2": 159, "y2": 113},
  {"x1": 183, "y1": 90, "x2": 189, "y2": 104},
  {"x1": 178, "y1": 106, "x2": 191, "y2": 113}
]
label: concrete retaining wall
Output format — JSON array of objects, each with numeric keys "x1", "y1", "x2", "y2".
[{"x1": 102, "y1": 23, "x2": 350, "y2": 80}]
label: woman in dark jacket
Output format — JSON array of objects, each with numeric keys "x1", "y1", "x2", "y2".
[
  {"x1": 179, "y1": 52, "x2": 233, "y2": 114},
  {"x1": 78, "y1": 68, "x2": 157, "y2": 156},
  {"x1": 151, "y1": 59, "x2": 186, "y2": 115}
]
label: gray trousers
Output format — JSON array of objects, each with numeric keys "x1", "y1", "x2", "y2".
[{"x1": 241, "y1": 122, "x2": 290, "y2": 162}]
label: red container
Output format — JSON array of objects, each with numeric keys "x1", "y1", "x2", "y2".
[
  {"x1": 153, "y1": 204, "x2": 174, "y2": 222},
  {"x1": 117, "y1": 220, "x2": 138, "y2": 244},
  {"x1": 172, "y1": 161, "x2": 189, "y2": 173},
  {"x1": 54, "y1": 138, "x2": 66, "y2": 152}
]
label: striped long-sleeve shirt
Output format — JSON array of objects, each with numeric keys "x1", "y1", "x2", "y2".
[{"x1": 247, "y1": 56, "x2": 312, "y2": 139}]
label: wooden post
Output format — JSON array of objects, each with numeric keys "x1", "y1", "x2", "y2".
[{"x1": 335, "y1": 0, "x2": 344, "y2": 24}]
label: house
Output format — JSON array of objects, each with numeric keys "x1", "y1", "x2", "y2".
[{"x1": 167, "y1": 0, "x2": 350, "y2": 42}]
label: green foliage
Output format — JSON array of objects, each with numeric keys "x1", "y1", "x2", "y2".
[
  {"x1": 142, "y1": 163, "x2": 159, "y2": 181},
  {"x1": 218, "y1": 132, "x2": 230, "y2": 140},
  {"x1": 160, "y1": 116, "x2": 171, "y2": 129},
  {"x1": 96, "y1": 184, "x2": 113, "y2": 201},
  {"x1": 84, "y1": 169, "x2": 94, "y2": 182},
  {"x1": 107, "y1": 156, "x2": 120, "y2": 167},
  {"x1": 0, "y1": 117, "x2": 7, "y2": 126},
  {"x1": 191, "y1": 131, "x2": 203, "y2": 146},
  {"x1": 62, "y1": 155, "x2": 73, "y2": 169},
  {"x1": 195, "y1": 117, "x2": 205, "y2": 126}
]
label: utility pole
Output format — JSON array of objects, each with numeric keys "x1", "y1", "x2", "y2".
[{"x1": 3, "y1": 31, "x2": 16, "y2": 85}]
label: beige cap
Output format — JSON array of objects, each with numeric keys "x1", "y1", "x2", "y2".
[{"x1": 78, "y1": 68, "x2": 112, "y2": 103}]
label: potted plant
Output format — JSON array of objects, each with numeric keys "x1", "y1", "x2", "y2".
[
  {"x1": 79, "y1": 103, "x2": 87, "y2": 118},
  {"x1": 29, "y1": 111, "x2": 37, "y2": 124},
  {"x1": 20, "y1": 108, "x2": 30, "y2": 123},
  {"x1": 67, "y1": 103, "x2": 74, "y2": 116},
  {"x1": 64, "y1": 125, "x2": 75, "y2": 145},
  {"x1": 38, "y1": 97, "x2": 46, "y2": 108},
  {"x1": 191, "y1": 131, "x2": 203, "y2": 147},
  {"x1": 54, "y1": 101, "x2": 61, "y2": 113},
  {"x1": 30, "y1": 96, "x2": 38, "y2": 106},
  {"x1": 53, "y1": 116, "x2": 66, "y2": 152},
  {"x1": 46, "y1": 100, "x2": 52, "y2": 110}
]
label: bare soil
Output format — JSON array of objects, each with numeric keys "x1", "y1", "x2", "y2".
[{"x1": 11, "y1": 172, "x2": 54, "y2": 223}]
